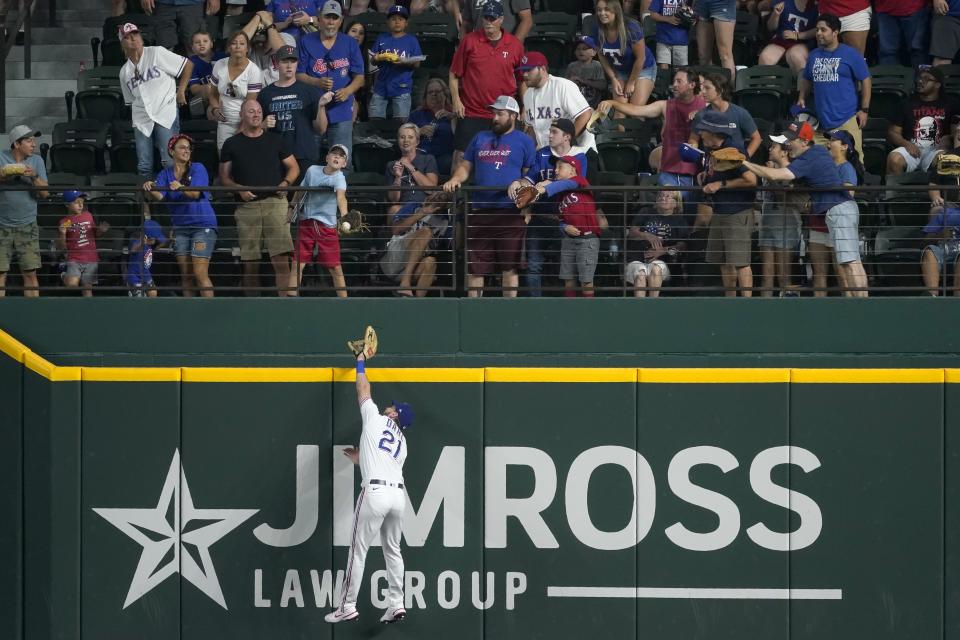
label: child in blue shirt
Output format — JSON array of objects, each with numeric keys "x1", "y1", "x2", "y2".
[
  {"x1": 369, "y1": 5, "x2": 422, "y2": 122},
  {"x1": 126, "y1": 219, "x2": 168, "y2": 298},
  {"x1": 294, "y1": 144, "x2": 349, "y2": 297},
  {"x1": 185, "y1": 31, "x2": 226, "y2": 116},
  {"x1": 649, "y1": 0, "x2": 690, "y2": 68}
]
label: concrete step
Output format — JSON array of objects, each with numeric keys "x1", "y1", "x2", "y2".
[
  {"x1": 4, "y1": 60, "x2": 88, "y2": 80},
  {"x1": 6, "y1": 43, "x2": 93, "y2": 61},
  {"x1": 4, "y1": 79, "x2": 78, "y2": 98},
  {"x1": 5, "y1": 97, "x2": 68, "y2": 118},
  {"x1": 26, "y1": 26, "x2": 102, "y2": 44},
  {"x1": 42, "y1": 9, "x2": 110, "y2": 28}
]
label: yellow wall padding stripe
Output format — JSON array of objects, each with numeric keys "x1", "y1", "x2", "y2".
[
  {"x1": 792, "y1": 368, "x2": 945, "y2": 384},
  {"x1": 333, "y1": 367, "x2": 485, "y2": 383},
  {"x1": 82, "y1": 367, "x2": 182, "y2": 382},
  {"x1": 640, "y1": 368, "x2": 790, "y2": 384},
  {"x1": 183, "y1": 367, "x2": 333, "y2": 383},
  {"x1": 23, "y1": 351, "x2": 81, "y2": 381},
  {"x1": 946, "y1": 369, "x2": 960, "y2": 383},
  {"x1": 0, "y1": 330, "x2": 28, "y2": 363},
  {"x1": 485, "y1": 368, "x2": 637, "y2": 383}
]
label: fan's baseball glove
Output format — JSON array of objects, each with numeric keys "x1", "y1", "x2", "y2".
[
  {"x1": 711, "y1": 147, "x2": 747, "y2": 172},
  {"x1": 937, "y1": 154, "x2": 960, "y2": 176},
  {"x1": 514, "y1": 184, "x2": 541, "y2": 209},
  {"x1": 339, "y1": 209, "x2": 371, "y2": 235},
  {"x1": 347, "y1": 325, "x2": 378, "y2": 359}
]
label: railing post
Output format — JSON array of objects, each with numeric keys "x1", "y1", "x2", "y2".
[{"x1": 22, "y1": 0, "x2": 30, "y2": 79}]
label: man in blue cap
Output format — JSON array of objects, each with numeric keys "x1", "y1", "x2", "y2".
[
  {"x1": 695, "y1": 109, "x2": 758, "y2": 297},
  {"x1": 326, "y1": 349, "x2": 413, "y2": 625}
]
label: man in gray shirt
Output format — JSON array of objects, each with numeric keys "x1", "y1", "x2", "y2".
[{"x1": 0, "y1": 124, "x2": 48, "y2": 297}]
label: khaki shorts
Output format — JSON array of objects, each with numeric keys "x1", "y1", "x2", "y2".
[
  {"x1": 815, "y1": 115, "x2": 864, "y2": 162},
  {"x1": 235, "y1": 196, "x2": 294, "y2": 260},
  {"x1": 0, "y1": 221, "x2": 41, "y2": 272},
  {"x1": 706, "y1": 209, "x2": 753, "y2": 267}
]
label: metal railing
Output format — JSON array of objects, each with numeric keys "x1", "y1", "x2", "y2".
[{"x1": 0, "y1": 182, "x2": 954, "y2": 298}]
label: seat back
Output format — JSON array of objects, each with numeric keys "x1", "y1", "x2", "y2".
[
  {"x1": 78, "y1": 66, "x2": 124, "y2": 92},
  {"x1": 53, "y1": 119, "x2": 110, "y2": 147},
  {"x1": 523, "y1": 36, "x2": 569, "y2": 74},
  {"x1": 530, "y1": 12, "x2": 578, "y2": 40},
  {"x1": 408, "y1": 12, "x2": 457, "y2": 40},
  {"x1": 75, "y1": 90, "x2": 127, "y2": 125}
]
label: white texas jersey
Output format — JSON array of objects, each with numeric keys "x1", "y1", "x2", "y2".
[
  {"x1": 120, "y1": 46, "x2": 187, "y2": 137},
  {"x1": 358, "y1": 398, "x2": 407, "y2": 485},
  {"x1": 523, "y1": 75, "x2": 596, "y2": 152}
]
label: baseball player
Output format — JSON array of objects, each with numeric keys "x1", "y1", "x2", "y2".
[{"x1": 325, "y1": 350, "x2": 413, "y2": 625}]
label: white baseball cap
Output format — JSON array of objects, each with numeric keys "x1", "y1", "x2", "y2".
[{"x1": 489, "y1": 95, "x2": 519, "y2": 114}]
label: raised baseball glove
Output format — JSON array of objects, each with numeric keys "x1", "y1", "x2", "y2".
[
  {"x1": 711, "y1": 147, "x2": 747, "y2": 172},
  {"x1": 347, "y1": 325, "x2": 378, "y2": 359},
  {"x1": 339, "y1": 209, "x2": 371, "y2": 235},
  {"x1": 514, "y1": 184, "x2": 541, "y2": 209},
  {"x1": 937, "y1": 153, "x2": 960, "y2": 176}
]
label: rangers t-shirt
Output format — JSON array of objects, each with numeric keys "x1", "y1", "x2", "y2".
[
  {"x1": 120, "y1": 46, "x2": 188, "y2": 136},
  {"x1": 371, "y1": 33, "x2": 422, "y2": 98},
  {"x1": 522, "y1": 75, "x2": 596, "y2": 151},
  {"x1": 594, "y1": 18, "x2": 655, "y2": 77},
  {"x1": 297, "y1": 31, "x2": 365, "y2": 125},
  {"x1": 59, "y1": 211, "x2": 99, "y2": 263},
  {"x1": 358, "y1": 398, "x2": 406, "y2": 485},
  {"x1": 464, "y1": 128, "x2": 537, "y2": 208},
  {"x1": 449, "y1": 30, "x2": 524, "y2": 119},
  {"x1": 649, "y1": 0, "x2": 690, "y2": 46}
]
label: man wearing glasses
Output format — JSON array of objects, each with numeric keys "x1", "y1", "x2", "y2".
[
  {"x1": 886, "y1": 65, "x2": 959, "y2": 176},
  {"x1": 296, "y1": 0, "x2": 364, "y2": 169}
]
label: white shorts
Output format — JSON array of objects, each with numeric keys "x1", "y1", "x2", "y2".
[
  {"x1": 893, "y1": 146, "x2": 940, "y2": 172},
  {"x1": 624, "y1": 260, "x2": 671, "y2": 284},
  {"x1": 839, "y1": 6, "x2": 872, "y2": 32},
  {"x1": 656, "y1": 43, "x2": 689, "y2": 66},
  {"x1": 808, "y1": 229, "x2": 833, "y2": 248}
]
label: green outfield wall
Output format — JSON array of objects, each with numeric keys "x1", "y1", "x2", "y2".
[{"x1": 1, "y1": 298, "x2": 959, "y2": 639}]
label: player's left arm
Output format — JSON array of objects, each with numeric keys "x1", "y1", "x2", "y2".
[{"x1": 356, "y1": 354, "x2": 372, "y2": 406}]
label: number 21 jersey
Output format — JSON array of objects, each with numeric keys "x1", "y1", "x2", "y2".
[{"x1": 359, "y1": 398, "x2": 407, "y2": 484}]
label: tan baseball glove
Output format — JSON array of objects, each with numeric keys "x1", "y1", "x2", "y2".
[
  {"x1": 514, "y1": 184, "x2": 541, "y2": 209},
  {"x1": 711, "y1": 147, "x2": 747, "y2": 172},
  {"x1": 339, "y1": 209, "x2": 371, "y2": 235},
  {"x1": 347, "y1": 325, "x2": 378, "y2": 359},
  {"x1": 937, "y1": 154, "x2": 960, "y2": 176}
]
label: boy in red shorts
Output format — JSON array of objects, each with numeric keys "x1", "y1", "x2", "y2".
[{"x1": 293, "y1": 144, "x2": 349, "y2": 297}]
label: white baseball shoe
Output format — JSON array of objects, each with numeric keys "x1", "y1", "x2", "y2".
[
  {"x1": 324, "y1": 607, "x2": 359, "y2": 623},
  {"x1": 379, "y1": 607, "x2": 407, "y2": 624}
]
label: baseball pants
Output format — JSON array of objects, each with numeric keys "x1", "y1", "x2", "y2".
[{"x1": 340, "y1": 485, "x2": 406, "y2": 611}]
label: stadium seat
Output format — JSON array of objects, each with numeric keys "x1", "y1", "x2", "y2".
[
  {"x1": 651, "y1": 66, "x2": 672, "y2": 101},
  {"x1": 51, "y1": 120, "x2": 109, "y2": 175},
  {"x1": 74, "y1": 90, "x2": 127, "y2": 126},
  {"x1": 732, "y1": 11, "x2": 759, "y2": 67},
  {"x1": 861, "y1": 117, "x2": 891, "y2": 177},
  {"x1": 108, "y1": 120, "x2": 139, "y2": 174},
  {"x1": 417, "y1": 36, "x2": 456, "y2": 69},
  {"x1": 734, "y1": 65, "x2": 793, "y2": 123},
  {"x1": 355, "y1": 11, "x2": 388, "y2": 47},
  {"x1": 408, "y1": 12, "x2": 457, "y2": 40},
  {"x1": 352, "y1": 142, "x2": 397, "y2": 174},
  {"x1": 221, "y1": 13, "x2": 255, "y2": 43},
  {"x1": 78, "y1": 66, "x2": 124, "y2": 92},
  {"x1": 542, "y1": 0, "x2": 582, "y2": 13},
  {"x1": 868, "y1": 65, "x2": 914, "y2": 124},
  {"x1": 596, "y1": 133, "x2": 649, "y2": 175},
  {"x1": 934, "y1": 64, "x2": 960, "y2": 101},
  {"x1": 86, "y1": 194, "x2": 141, "y2": 230},
  {"x1": 46, "y1": 172, "x2": 89, "y2": 187},
  {"x1": 180, "y1": 119, "x2": 218, "y2": 143},
  {"x1": 529, "y1": 12, "x2": 578, "y2": 40},
  {"x1": 523, "y1": 36, "x2": 569, "y2": 74}
]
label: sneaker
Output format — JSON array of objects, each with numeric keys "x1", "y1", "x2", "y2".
[
  {"x1": 379, "y1": 607, "x2": 407, "y2": 624},
  {"x1": 324, "y1": 608, "x2": 359, "y2": 623}
]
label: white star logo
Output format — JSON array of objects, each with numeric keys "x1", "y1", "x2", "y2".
[{"x1": 93, "y1": 450, "x2": 259, "y2": 610}]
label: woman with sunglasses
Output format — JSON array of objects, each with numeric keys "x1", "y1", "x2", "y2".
[
  {"x1": 143, "y1": 134, "x2": 218, "y2": 297},
  {"x1": 208, "y1": 31, "x2": 264, "y2": 150}
]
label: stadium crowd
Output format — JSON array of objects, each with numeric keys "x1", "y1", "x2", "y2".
[{"x1": 1, "y1": 0, "x2": 959, "y2": 297}]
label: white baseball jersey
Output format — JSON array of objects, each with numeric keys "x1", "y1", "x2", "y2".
[
  {"x1": 120, "y1": 46, "x2": 187, "y2": 137},
  {"x1": 358, "y1": 398, "x2": 407, "y2": 485},
  {"x1": 211, "y1": 58, "x2": 264, "y2": 125},
  {"x1": 523, "y1": 75, "x2": 597, "y2": 152}
]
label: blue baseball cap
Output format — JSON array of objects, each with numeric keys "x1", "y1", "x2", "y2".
[
  {"x1": 143, "y1": 219, "x2": 165, "y2": 241},
  {"x1": 826, "y1": 129, "x2": 855, "y2": 148},
  {"x1": 388, "y1": 4, "x2": 410, "y2": 17},
  {"x1": 678, "y1": 142, "x2": 704, "y2": 164},
  {"x1": 480, "y1": 0, "x2": 504, "y2": 18},
  {"x1": 695, "y1": 110, "x2": 738, "y2": 136},
  {"x1": 391, "y1": 400, "x2": 415, "y2": 429},
  {"x1": 63, "y1": 189, "x2": 88, "y2": 203}
]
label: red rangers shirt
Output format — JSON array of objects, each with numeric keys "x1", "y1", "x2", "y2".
[
  {"x1": 450, "y1": 30, "x2": 524, "y2": 119},
  {"x1": 59, "y1": 211, "x2": 99, "y2": 263},
  {"x1": 558, "y1": 176, "x2": 600, "y2": 235}
]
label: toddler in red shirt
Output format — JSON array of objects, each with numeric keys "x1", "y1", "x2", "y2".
[{"x1": 57, "y1": 190, "x2": 109, "y2": 296}]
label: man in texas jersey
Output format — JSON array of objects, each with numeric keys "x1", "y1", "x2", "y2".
[{"x1": 325, "y1": 351, "x2": 414, "y2": 625}]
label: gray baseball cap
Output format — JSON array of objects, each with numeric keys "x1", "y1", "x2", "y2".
[
  {"x1": 9, "y1": 124, "x2": 40, "y2": 146},
  {"x1": 489, "y1": 95, "x2": 519, "y2": 114},
  {"x1": 321, "y1": 0, "x2": 343, "y2": 17}
]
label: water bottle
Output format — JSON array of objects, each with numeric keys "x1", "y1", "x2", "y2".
[{"x1": 609, "y1": 239, "x2": 620, "y2": 262}]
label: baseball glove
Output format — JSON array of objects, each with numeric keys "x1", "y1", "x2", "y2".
[
  {"x1": 421, "y1": 189, "x2": 454, "y2": 208},
  {"x1": 339, "y1": 209, "x2": 371, "y2": 235},
  {"x1": 347, "y1": 325, "x2": 378, "y2": 359},
  {"x1": 711, "y1": 147, "x2": 747, "y2": 172},
  {"x1": 937, "y1": 154, "x2": 960, "y2": 176},
  {"x1": 514, "y1": 184, "x2": 541, "y2": 209}
]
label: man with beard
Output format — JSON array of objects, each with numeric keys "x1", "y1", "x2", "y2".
[
  {"x1": 296, "y1": 0, "x2": 364, "y2": 165},
  {"x1": 443, "y1": 95, "x2": 536, "y2": 297},
  {"x1": 449, "y1": 0, "x2": 525, "y2": 170},
  {"x1": 886, "y1": 65, "x2": 959, "y2": 176},
  {"x1": 598, "y1": 67, "x2": 705, "y2": 189}
]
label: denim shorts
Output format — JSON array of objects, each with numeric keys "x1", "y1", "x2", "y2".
[
  {"x1": 925, "y1": 241, "x2": 960, "y2": 267},
  {"x1": 695, "y1": 0, "x2": 737, "y2": 22},
  {"x1": 368, "y1": 92, "x2": 412, "y2": 119},
  {"x1": 174, "y1": 226, "x2": 217, "y2": 260},
  {"x1": 615, "y1": 64, "x2": 658, "y2": 85}
]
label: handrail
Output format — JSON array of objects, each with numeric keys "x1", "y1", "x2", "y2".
[{"x1": 0, "y1": 0, "x2": 38, "y2": 133}]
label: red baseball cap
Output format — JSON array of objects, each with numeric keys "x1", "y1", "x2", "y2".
[
  {"x1": 516, "y1": 51, "x2": 548, "y2": 71},
  {"x1": 556, "y1": 155, "x2": 583, "y2": 176},
  {"x1": 117, "y1": 22, "x2": 140, "y2": 38}
]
